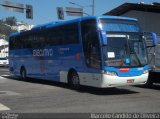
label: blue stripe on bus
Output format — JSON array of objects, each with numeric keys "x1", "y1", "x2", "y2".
[
  {"x1": 10, "y1": 44, "x2": 81, "y2": 57},
  {"x1": 103, "y1": 65, "x2": 149, "y2": 77}
]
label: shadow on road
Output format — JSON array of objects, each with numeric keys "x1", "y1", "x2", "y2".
[
  {"x1": 133, "y1": 84, "x2": 160, "y2": 91},
  {"x1": 2, "y1": 75, "x2": 139, "y2": 95},
  {"x1": 77, "y1": 86, "x2": 139, "y2": 95}
]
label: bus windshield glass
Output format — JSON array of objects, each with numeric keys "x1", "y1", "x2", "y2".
[
  {"x1": 99, "y1": 19, "x2": 147, "y2": 68},
  {"x1": 99, "y1": 18, "x2": 140, "y2": 32},
  {"x1": 103, "y1": 32, "x2": 148, "y2": 68}
]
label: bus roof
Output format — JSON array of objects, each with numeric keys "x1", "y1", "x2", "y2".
[{"x1": 10, "y1": 16, "x2": 137, "y2": 37}]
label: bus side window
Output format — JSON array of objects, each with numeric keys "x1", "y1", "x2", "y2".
[{"x1": 81, "y1": 20, "x2": 101, "y2": 69}]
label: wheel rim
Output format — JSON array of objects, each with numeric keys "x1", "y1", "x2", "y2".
[
  {"x1": 72, "y1": 75, "x2": 79, "y2": 85},
  {"x1": 71, "y1": 72, "x2": 80, "y2": 88}
]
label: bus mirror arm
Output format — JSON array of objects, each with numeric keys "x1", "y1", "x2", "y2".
[{"x1": 101, "y1": 30, "x2": 107, "y2": 46}]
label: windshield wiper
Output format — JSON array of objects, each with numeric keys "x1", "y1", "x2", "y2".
[
  {"x1": 130, "y1": 51, "x2": 143, "y2": 67},
  {"x1": 126, "y1": 36, "x2": 143, "y2": 67}
]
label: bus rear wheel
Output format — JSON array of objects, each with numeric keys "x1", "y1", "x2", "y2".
[
  {"x1": 68, "y1": 71, "x2": 80, "y2": 89},
  {"x1": 20, "y1": 68, "x2": 27, "y2": 80}
]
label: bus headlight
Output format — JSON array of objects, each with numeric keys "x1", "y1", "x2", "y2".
[
  {"x1": 104, "y1": 71, "x2": 117, "y2": 76},
  {"x1": 143, "y1": 70, "x2": 148, "y2": 74}
]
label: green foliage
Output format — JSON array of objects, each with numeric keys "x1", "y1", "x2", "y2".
[
  {"x1": 5, "y1": 16, "x2": 17, "y2": 26},
  {"x1": 0, "y1": 16, "x2": 18, "y2": 41}
]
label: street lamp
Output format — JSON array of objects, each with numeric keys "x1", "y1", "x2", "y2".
[
  {"x1": 69, "y1": 2, "x2": 83, "y2": 8},
  {"x1": 69, "y1": 1, "x2": 94, "y2": 16},
  {"x1": 92, "y1": 0, "x2": 94, "y2": 16}
]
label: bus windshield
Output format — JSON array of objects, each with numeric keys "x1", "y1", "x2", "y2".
[{"x1": 103, "y1": 32, "x2": 148, "y2": 68}]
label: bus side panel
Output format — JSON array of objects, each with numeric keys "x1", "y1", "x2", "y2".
[
  {"x1": 9, "y1": 55, "x2": 20, "y2": 77},
  {"x1": 43, "y1": 43, "x2": 101, "y2": 83},
  {"x1": 10, "y1": 49, "x2": 46, "y2": 79},
  {"x1": 78, "y1": 72, "x2": 102, "y2": 87},
  {"x1": 44, "y1": 45, "x2": 88, "y2": 82}
]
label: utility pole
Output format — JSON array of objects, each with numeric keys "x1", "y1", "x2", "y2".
[{"x1": 92, "y1": 0, "x2": 94, "y2": 16}]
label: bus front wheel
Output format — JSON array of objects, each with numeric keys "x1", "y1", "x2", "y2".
[
  {"x1": 68, "y1": 71, "x2": 80, "y2": 89},
  {"x1": 20, "y1": 67, "x2": 27, "y2": 80}
]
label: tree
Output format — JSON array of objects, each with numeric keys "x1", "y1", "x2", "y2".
[
  {"x1": 5, "y1": 16, "x2": 17, "y2": 26},
  {"x1": 0, "y1": 17, "x2": 17, "y2": 41}
]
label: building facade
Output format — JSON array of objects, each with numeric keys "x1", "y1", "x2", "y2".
[
  {"x1": 0, "y1": 38, "x2": 8, "y2": 58},
  {"x1": 12, "y1": 22, "x2": 34, "y2": 32}
]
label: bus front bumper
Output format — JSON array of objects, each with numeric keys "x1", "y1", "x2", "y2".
[{"x1": 100, "y1": 73, "x2": 148, "y2": 88}]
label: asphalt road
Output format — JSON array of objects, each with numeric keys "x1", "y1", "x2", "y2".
[{"x1": 0, "y1": 67, "x2": 160, "y2": 116}]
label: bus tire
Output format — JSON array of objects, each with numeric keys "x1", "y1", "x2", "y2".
[
  {"x1": 20, "y1": 67, "x2": 27, "y2": 80},
  {"x1": 145, "y1": 78, "x2": 153, "y2": 88},
  {"x1": 68, "y1": 70, "x2": 80, "y2": 89},
  {"x1": 145, "y1": 73, "x2": 153, "y2": 88}
]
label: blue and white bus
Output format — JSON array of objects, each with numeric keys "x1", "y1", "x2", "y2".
[{"x1": 9, "y1": 16, "x2": 149, "y2": 88}]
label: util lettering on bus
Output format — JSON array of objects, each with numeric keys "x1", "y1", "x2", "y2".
[{"x1": 33, "y1": 49, "x2": 53, "y2": 57}]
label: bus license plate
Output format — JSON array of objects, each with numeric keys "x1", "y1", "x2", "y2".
[{"x1": 127, "y1": 79, "x2": 134, "y2": 83}]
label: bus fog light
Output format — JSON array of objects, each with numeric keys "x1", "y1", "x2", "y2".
[
  {"x1": 104, "y1": 71, "x2": 117, "y2": 76},
  {"x1": 143, "y1": 70, "x2": 148, "y2": 74}
]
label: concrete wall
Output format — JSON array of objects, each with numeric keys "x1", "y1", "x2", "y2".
[
  {"x1": 0, "y1": 39, "x2": 8, "y2": 46},
  {"x1": 121, "y1": 10, "x2": 160, "y2": 42}
]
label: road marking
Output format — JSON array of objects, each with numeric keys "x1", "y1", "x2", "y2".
[
  {"x1": 0, "y1": 91, "x2": 20, "y2": 96},
  {"x1": 0, "y1": 75, "x2": 10, "y2": 78},
  {"x1": 0, "y1": 103, "x2": 10, "y2": 111}
]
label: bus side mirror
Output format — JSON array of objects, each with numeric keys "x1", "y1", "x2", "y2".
[
  {"x1": 151, "y1": 32, "x2": 158, "y2": 46},
  {"x1": 144, "y1": 32, "x2": 158, "y2": 47},
  {"x1": 101, "y1": 31, "x2": 107, "y2": 46}
]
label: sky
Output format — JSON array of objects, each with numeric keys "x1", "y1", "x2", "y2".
[{"x1": 0, "y1": 0, "x2": 159, "y2": 25}]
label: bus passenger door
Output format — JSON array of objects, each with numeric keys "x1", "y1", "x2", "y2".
[
  {"x1": 81, "y1": 20, "x2": 101, "y2": 69},
  {"x1": 80, "y1": 20, "x2": 102, "y2": 86}
]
